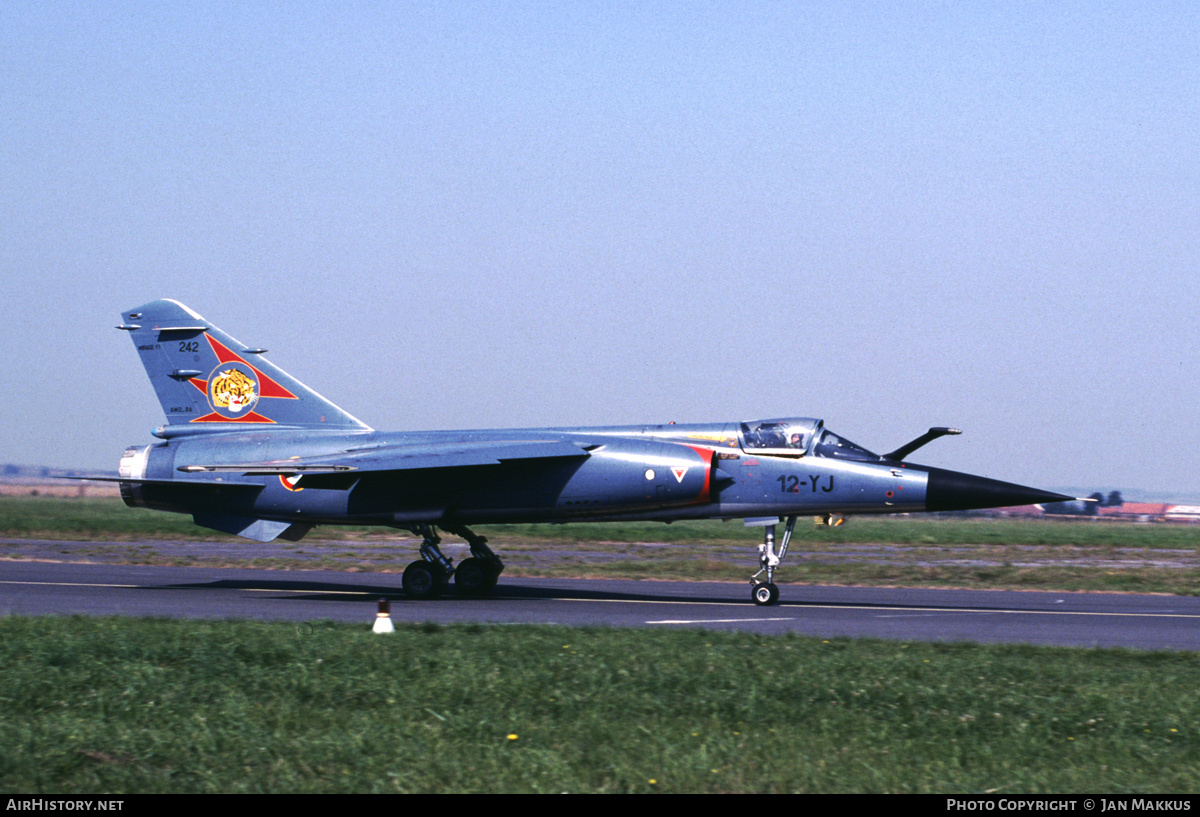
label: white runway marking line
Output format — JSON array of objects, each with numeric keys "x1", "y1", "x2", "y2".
[
  {"x1": 550, "y1": 595, "x2": 1200, "y2": 625},
  {"x1": 650, "y1": 617, "x2": 796, "y2": 625},
  {"x1": 549, "y1": 594, "x2": 1200, "y2": 620},
  {"x1": 874, "y1": 613, "x2": 956, "y2": 619},
  {"x1": 791, "y1": 604, "x2": 1200, "y2": 620},
  {"x1": 241, "y1": 588, "x2": 365, "y2": 595},
  {"x1": 552, "y1": 597, "x2": 745, "y2": 607}
]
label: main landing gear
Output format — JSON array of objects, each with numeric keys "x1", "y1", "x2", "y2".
[
  {"x1": 399, "y1": 523, "x2": 505, "y2": 600},
  {"x1": 750, "y1": 515, "x2": 797, "y2": 606}
]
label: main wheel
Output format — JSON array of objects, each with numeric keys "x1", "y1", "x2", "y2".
[
  {"x1": 402, "y1": 560, "x2": 442, "y2": 599},
  {"x1": 454, "y1": 557, "x2": 491, "y2": 597},
  {"x1": 752, "y1": 581, "x2": 780, "y2": 606},
  {"x1": 481, "y1": 563, "x2": 501, "y2": 593}
]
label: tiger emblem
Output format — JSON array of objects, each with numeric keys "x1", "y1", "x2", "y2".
[{"x1": 209, "y1": 367, "x2": 258, "y2": 415}]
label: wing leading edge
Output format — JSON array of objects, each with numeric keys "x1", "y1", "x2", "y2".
[{"x1": 176, "y1": 438, "x2": 592, "y2": 483}]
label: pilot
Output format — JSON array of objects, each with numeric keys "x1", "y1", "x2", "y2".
[{"x1": 789, "y1": 433, "x2": 806, "y2": 449}]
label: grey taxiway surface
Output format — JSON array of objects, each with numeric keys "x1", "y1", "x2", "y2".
[{"x1": 3, "y1": 559, "x2": 1200, "y2": 650}]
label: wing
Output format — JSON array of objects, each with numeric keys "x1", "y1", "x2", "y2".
[
  {"x1": 60, "y1": 475, "x2": 264, "y2": 488},
  {"x1": 176, "y1": 438, "x2": 592, "y2": 486}
]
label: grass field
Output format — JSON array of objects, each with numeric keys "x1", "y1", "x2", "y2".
[{"x1": 3, "y1": 616, "x2": 1199, "y2": 794}]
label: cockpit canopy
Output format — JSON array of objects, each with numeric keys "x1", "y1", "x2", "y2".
[
  {"x1": 739, "y1": 418, "x2": 820, "y2": 454},
  {"x1": 739, "y1": 418, "x2": 880, "y2": 463}
]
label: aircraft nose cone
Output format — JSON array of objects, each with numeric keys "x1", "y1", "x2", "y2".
[{"x1": 921, "y1": 467, "x2": 1074, "y2": 512}]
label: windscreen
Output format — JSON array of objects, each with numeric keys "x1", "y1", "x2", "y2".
[{"x1": 812, "y1": 429, "x2": 879, "y2": 462}]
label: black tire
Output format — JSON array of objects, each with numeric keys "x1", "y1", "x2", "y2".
[
  {"x1": 752, "y1": 581, "x2": 780, "y2": 606},
  {"x1": 481, "y1": 565, "x2": 500, "y2": 593},
  {"x1": 402, "y1": 560, "x2": 441, "y2": 599},
  {"x1": 454, "y1": 557, "x2": 491, "y2": 597}
]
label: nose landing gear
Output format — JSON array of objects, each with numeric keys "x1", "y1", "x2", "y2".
[{"x1": 750, "y1": 515, "x2": 796, "y2": 606}]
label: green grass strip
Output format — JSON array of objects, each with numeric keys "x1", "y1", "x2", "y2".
[{"x1": 2, "y1": 617, "x2": 1198, "y2": 793}]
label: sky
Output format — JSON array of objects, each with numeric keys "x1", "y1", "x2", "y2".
[{"x1": 1, "y1": 2, "x2": 1197, "y2": 498}]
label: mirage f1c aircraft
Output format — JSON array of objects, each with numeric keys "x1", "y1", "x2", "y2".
[{"x1": 103, "y1": 299, "x2": 1073, "y2": 606}]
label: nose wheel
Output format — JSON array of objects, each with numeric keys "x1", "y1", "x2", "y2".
[
  {"x1": 752, "y1": 581, "x2": 780, "y2": 606},
  {"x1": 748, "y1": 515, "x2": 796, "y2": 606}
]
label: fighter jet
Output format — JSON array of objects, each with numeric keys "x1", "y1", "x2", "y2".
[{"x1": 104, "y1": 299, "x2": 1072, "y2": 606}]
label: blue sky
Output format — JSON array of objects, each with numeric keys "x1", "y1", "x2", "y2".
[{"x1": 2, "y1": 2, "x2": 1197, "y2": 497}]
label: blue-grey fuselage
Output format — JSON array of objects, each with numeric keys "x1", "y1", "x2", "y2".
[{"x1": 122, "y1": 422, "x2": 943, "y2": 525}]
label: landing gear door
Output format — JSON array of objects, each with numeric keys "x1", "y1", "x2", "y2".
[{"x1": 738, "y1": 418, "x2": 823, "y2": 457}]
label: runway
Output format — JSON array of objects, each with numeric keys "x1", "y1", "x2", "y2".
[{"x1": 2, "y1": 559, "x2": 1199, "y2": 650}]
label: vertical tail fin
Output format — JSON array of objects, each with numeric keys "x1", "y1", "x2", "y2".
[{"x1": 119, "y1": 299, "x2": 369, "y2": 433}]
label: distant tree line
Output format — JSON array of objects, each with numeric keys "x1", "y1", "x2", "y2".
[{"x1": 2, "y1": 464, "x2": 80, "y2": 479}]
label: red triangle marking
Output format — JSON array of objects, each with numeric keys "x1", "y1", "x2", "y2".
[
  {"x1": 204, "y1": 334, "x2": 297, "y2": 400},
  {"x1": 190, "y1": 411, "x2": 277, "y2": 424}
]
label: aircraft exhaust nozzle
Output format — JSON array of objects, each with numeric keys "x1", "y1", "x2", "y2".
[{"x1": 921, "y1": 467, "x2": 1074, "y2": 513}]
